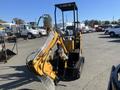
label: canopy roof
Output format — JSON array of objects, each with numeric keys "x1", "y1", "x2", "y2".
[{"x1": 55, "y1": 2, "x2": 78, "y2": 11}]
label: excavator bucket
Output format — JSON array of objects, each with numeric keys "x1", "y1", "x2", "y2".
[
  {"x1": 0, "y1": 36, "x2": 18, "y2": 63},
  {"x1": 37, "y1": 75, "x2": 55, "y2": 90},
  {"x1": 0, "y1": 49, "x2": 16, "y2": 57},
  {"x1": 6, "y1": 49, "x2": 16, "y2": 55},
  {"x1": 0, "y1": 49, "x2": 16, "y2": 62}
]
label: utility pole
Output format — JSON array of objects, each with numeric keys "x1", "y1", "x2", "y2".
[
  {"x1": 66, "y1": 15, "x2": 68, "y2": 23},
  {"x1": 113, "y1": 16, "x2": 114, "y2": 22}
]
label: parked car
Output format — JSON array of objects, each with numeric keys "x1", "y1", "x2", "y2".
[
  {"x1": 82, "y1": 28, "x2": 89, "y2": 34},
  {"x1": 0, "y1": 25, "x2": 7, "y2": 37},
  {"x1": 0, "y1": 29, "x2": 8, "y2": 42},
  {"x1": 58, "y1": 25, "x2": 81, "y2": 36},
  {"x1": 104, "y1": 27, "x2": 112, "y2": 35},
  {"x1": 81, "y1": 26, "x2": 95, "y2": 34},
  {"x1": 19, "y1": 24, "x2": 40, "y2": 39},
  {"x1": 89, "y1": 27, "x2": 96, "y2": 32},
  {"x1": 65, "y1": 26, "x2": 74, "y2": 36},
  {"x1": 1, "y1": 23, "x2": 20, "y2": 37},
  {"x1": 104, "y1": 25, "x2": 115, "y2": 35},
  {"x1": 0, "y1": 30, "x2": 7, "y2": 37},
  {"x1": 96, "y1": 25, "x2": 111, "y2": 32},
  {"x1": 106, "y1": 25, "x2": 120, "y2": 37},
  {"x1": 38, "y1": 27, "x2": 47, "y2": 36}
]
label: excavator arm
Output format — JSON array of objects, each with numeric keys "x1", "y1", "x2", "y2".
[{"x1": 26, "y1": 30, "x2": 68, "y2": 80}]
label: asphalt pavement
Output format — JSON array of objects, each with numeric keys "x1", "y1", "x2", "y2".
[{"x1": 0, "y1": 32, "x2": 120, "y2": 90}]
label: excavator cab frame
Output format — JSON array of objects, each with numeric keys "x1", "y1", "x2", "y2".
[
  {"x1": 54, "y1": 2, "x2": 82, "y2": 51},
  {"x1": 54, "y1": 2, "x2": 84, "y2": 81},
  {"x1": 54, "y1": 2, "x2": 79, "y2": 36}
]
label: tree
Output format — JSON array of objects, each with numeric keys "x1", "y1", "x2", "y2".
[
  {"x1": 89, "y1": 20, "x2": 99, "y2": 27},
  {"x1": 104, "y1": 21, "x2": 110, "y2": 25},
  {"x1": 12, "y1": 18, "x2": 25, "y2": 24},
  {"x1": 84, "y1": 20, "x2": 102, "y2": 27},
  {"x1": 93, "y1": 20, "x2": 99, "y2": 25},
  {"x1": 118, "y1": 19, "x2": 120, "y2": 24},
  {"x1": 84, "y1": 20, "x2": 89, "y2": 26},
  {"x1": 0, "y1": 19, "x2": 6, "y2": 23},
  {"x1": 111, "y1": 21, "x2": 118, "y2": 24}
]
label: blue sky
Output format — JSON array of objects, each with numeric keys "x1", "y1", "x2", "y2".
[{"x1": 0, "y1": 0, "x2": 120, "y2": 23}]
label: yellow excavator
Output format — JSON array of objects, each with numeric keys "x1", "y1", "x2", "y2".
[{"x1": 26, "y1": 2, "x2": 84, "y2": 86}]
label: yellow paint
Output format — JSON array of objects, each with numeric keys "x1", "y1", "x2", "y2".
[{"x1": 32, "y1": 31, "x2": 68, "y2": 80}]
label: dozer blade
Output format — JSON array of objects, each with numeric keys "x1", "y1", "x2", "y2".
[{"x1": 37, "y1": 75, "x2": 55, "y2": 90}]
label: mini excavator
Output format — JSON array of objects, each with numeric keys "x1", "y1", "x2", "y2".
[{"x1": 26, "y1": 2, "x2": 84, "y2": 86}]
